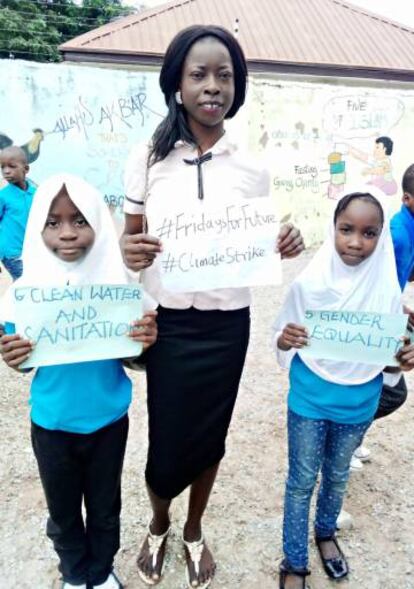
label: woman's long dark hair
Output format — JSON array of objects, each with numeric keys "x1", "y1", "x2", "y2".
[{"x1": 150, "y1": 25, "x2": 248, "y2": 164}]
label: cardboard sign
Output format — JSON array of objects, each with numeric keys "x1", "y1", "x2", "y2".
[
  {"x1": 301, "y1": 309, "x2": 408, "y2": 366},
  {"x1": 151, "y1": 197, "x2": 282, "y2": 292},
  {"x1": 14, "y1": 284, "x2": 143, "y2": 368}
]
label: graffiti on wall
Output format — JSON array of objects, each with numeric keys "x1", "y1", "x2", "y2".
[
  {"x1": 0, "y1": 60, "x2": 166, "y2": 217},
  {"x1": 2, "y1": 61, "x2": 414, "y2": 245},
  {"x1": 248, "y1": 78, "x2": 413, "y2": 243}
]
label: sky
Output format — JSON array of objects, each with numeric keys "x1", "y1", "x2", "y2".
[
  {"x1": 347, "y1": 0, "x2": 414, "y2": 28},
  {"x1": 122, "y1": 0, "x2": 414, "y2": 29}
]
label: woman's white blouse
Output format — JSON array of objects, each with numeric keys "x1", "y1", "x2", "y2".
[{"x1": 123, "y1": 134, "x2": 271, "y2": 311}]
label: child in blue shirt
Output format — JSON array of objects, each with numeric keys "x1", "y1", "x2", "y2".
[
  {"x1": 390, "y1": 163, "x2": 414, "y2": 290},
  {"x1": 0, "y1": 174, "x2": 157, "y2": 589},
  {"x1": 0, "y1": 146, "x2": 36, "y2": 280},
  {"x1": 273, "y1": 187, "x2": 414, "y2": 589}
]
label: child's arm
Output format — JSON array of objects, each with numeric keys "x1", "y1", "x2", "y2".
[
  {"x1": 347, "y1": 145, "x2": 369, "y2": 163},
  {"x1": 0, "y1": 333, "x2": 33, "y2": 371},
  {"x1": 277, "y1": 323, "x2": 308, "y2": 351},
  {"x1": 128, "y1": 310, "x2": 158, "y2": 351}
]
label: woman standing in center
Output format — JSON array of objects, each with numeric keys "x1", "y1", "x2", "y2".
[{"x1": 122, "y1": 25, "x2": 304, "y2": 588}]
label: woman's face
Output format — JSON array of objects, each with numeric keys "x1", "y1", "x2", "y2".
[
  {"x1": 42, "y1": 186, "x2": 95, "y2": 262},
  {"x1": 179, "y1": 36, "x2": 235, "y2": 138}
]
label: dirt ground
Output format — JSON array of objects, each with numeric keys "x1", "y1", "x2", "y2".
[{"x1": 1, "y1": 249, "x2": 413, "y2": 589}]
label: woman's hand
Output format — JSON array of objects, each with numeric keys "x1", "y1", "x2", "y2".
[
  {"x1": 276, "y1": 224, "x2": 305, "y2": 259},
  {"x1": 278, "y1": 323, "x2": 308, "y2": 351},
  {"x1": 129, "y1": 310, "x2": 158, "y2": 351},
  {"x1": 120, "y1": 233, "x2": 162, "y2": 272},
  {"x1": 0, "y1": 334, "x2": 33, "y2": 370},
  {"x1": 396, "y1": 336, "x2": 414, "y2": 371}
]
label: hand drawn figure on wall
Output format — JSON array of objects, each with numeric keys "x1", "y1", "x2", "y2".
[
  {"x1": 0, "y1": 129, "x2": 45, "y2": 188},
  {"x1": 347, "y1": 136, "x2": 398, "y2": 195}
]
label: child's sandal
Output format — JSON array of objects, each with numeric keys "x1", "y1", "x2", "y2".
[
  {"x1": 279, "y1": 562, "x2": 311, "y2": 589},
  {"x1": 137, "y1": 523, "x2": 170, "y2": 586}
]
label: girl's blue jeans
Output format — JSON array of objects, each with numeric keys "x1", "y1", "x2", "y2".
[{"x1": 283, "y1": 409, "x2": 372, "y2": 570}]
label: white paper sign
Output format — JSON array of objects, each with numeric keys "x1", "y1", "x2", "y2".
[
  {"x1": 13, "y1": 284, "x2": 143, "y2": 368},
  {"x1": 150, "y1": 197, "x2": 281, "y2": 292}
]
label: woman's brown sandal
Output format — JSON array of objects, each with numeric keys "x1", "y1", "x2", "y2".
[
  {"x1": 279, "y1": 562, "x2": 311, "y2": 589},
  {"x1": 137, "y1": 523, "x2": 170, "y2": 585},
  {"x1": 183, "y1": 533, "x2": 215, "y2": 589}
]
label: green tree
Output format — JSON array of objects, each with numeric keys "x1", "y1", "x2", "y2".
[{"x1": 0, "y1": 0, "x2": 136, "y2": 62}]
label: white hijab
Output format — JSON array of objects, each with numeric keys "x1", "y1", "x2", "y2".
[
  {"x1": 1, "y1": 174, "x2": 129, "y2": 322},
  {"x1": 272, "y1": 186, "x2": 403, "y2": 385}
]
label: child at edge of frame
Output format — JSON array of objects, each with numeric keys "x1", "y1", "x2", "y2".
[{"x1": 0, "y1": 146, "x2": 37, "y2": 280}]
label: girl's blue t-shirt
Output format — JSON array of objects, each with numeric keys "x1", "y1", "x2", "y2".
[
  {"x1": 30, "y1": 360, "x2": 132, "y2": 434},
  {"x1": 289, "y1": 353, "x2": 382, "y2": 424},
  {"x1": 6, "y1": 320, "x2": 132, "y2": 434}
]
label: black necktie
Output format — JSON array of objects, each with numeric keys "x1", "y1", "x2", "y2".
[{"x1": 183, "y1": 152, "x2": 213, "y2": 200}]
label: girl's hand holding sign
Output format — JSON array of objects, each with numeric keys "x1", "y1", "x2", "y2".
[
  {"x1": 129, "y1": 310, "x2": 158, "y2": 350},
  {"x1": 278, "y1": 323, "x2": 308, "y2": 351},
  {"x1": 0, "y1": 333, "x2": 33, "y2": 370}
]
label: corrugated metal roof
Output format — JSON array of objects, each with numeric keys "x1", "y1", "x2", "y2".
[{"x1": 59, "y1": 0, "x2": 414, "y2": 80}]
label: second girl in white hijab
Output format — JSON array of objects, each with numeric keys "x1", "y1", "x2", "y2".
[{"x1": 272, "y1": 187, "x2": 414, "y2": 589}]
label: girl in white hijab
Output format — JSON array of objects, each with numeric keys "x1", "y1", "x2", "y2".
[
  {"x1": 0, "y1": 174, "x2": 157, "y2": 589},
  {"x1": 273, "y1": 187, "x2": 414, "y2": 589}
]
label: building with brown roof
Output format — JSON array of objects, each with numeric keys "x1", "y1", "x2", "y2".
[
  {"x1": 60, "y1": 0, "x2": 414, "y2": 81},
  {"x1": 57, "y1": 0, "x2": 414, "y2": 247}
]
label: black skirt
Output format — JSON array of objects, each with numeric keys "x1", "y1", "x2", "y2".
[{"x1": 145, "y1": 305, "x2": 250, "y2": 499}]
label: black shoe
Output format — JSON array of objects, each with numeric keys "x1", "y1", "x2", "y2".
[
  {"x1": 279, "y1": 561, "x2": 311, "y2": 589},
  {"x1": 315, "y1": 534, "x2": 349, "y2": 580}
]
